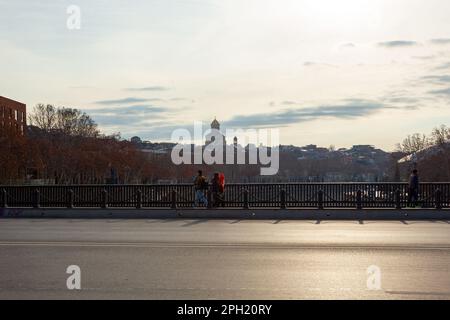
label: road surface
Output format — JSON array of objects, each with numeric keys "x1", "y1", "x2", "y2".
[{"x1": 0, "y1": 218, "x2": 449, "y2": 299}]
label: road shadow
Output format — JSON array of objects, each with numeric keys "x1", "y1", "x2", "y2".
[
  {"x1": 181, "y1": 220, "x2": 210, "y2": 227},
  {"x1": 161, "y1": 219, "x2": 180, "y2": 223},
  {"x1": 273, "y1": 220, "x2": 283, "y2": 224},
  {"x1": 229, "y1": 220, "x2": 242, "y2": 224},
  {"x1": 145, "y1": 220, "x2": 167, "y2": 223},
  {"x1": 400, "y1": 220, "x2": 408, "y2": 225}
]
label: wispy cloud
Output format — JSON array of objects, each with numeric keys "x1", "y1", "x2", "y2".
[
  {"x1": 340, "y1": 43, "x2": 356, "y2": 49},
  {"x1": 430, "y1": 38, "x2": 450, "y2": 45},
  {"x1": 94, "y1": 97, "x2": 151, "y2": 105},
  {"x1": 125, "y1": 86, "x2": 170, "y2": 92},
  {"x1": 86, "y1": 104, "x2": 171, "y2": 127},
  {"x1": 411, "y1": 55, "x2": 436, "y2": 61},
  {"x1": 303, "y1": 61, "x2": 336, "y2": 68},
  {"x1": 422, "y1": 75, "x2": 450, "y2": 84},
  {"x1": 378, "y1": 40, "x2": 419, "y2": 48},
  {"x1": 223, "y1": 99, "x2": 391, "y2": 128},
  {"x1": 429, "y1": 87, "x2": 450, "y2": 97},
  {"x1": 169, "y1": 97, "x2": 195, "y2": 103},
  {"x1": 433, "y1": 62, "x2": 450, "y2": 71},
  {"x1": 89, "y1": 104, "x2": 169, "y2": 115},
  {"x1": 281, "y1": 101, "x2": 299, "y2": 106},
  {"x1": 132, "y1": 125, "x2": 188, "y2": 141}
]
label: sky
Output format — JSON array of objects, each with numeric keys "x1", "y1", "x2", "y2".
[{"x1": 1, "y1": 0, "x2": 450, "y2": 151}]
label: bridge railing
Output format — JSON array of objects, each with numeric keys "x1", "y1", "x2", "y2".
[{"x1": 1, "y1": 183, "x2": 449, "y2": 209}]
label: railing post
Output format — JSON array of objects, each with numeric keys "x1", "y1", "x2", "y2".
[
  {"x1": 67, "y1": 189, "x2": 74, "y2": 209},
  {"x1": 136, "y1": 189, "x2": 142, "y2": 209},
  {"x1": 243, "y1": 189, "x2": 249, "y2": 210},
  {"x1": 1, "y1": 189, "x2": 7, "y2": 208},
  {"x1": 171, "y1": 189, "x2": 177, "y2": 209},
  {"x1": 318, "y1": 190, "x2": 324, "y2": 210},
  {"x1": 356, "y1": 190, "x2": 362, "y2": 210},
  {"x1": 102, "y1": 189, "x2": 108, "y2": 209},
  {"x1": 395, "y1": 189, "x2": 401, "y2": 210},
  {"x1": 435, "y1": 189, "x2": 442, "y2": 210},
  {"x1": 207, "y1": 190, "x2": 212, "y2": 209},
  {"x1": 280, "y1": 189, "x2": 287, "y2": 210},
  {"x1": 33, "y1": 188, "x2": 40, "y2": 209}
]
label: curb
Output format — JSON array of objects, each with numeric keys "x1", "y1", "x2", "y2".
[{"x1": 0, "y1": 208, "x2": 448, "y2": 220}]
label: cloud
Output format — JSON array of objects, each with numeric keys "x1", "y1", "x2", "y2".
[
  {"x1": 340, "y1": 43, "x2": 356, "y2": 49},
  {"x1": 94, "y1": 97, "x2": 151, "y2": 105},
  {"x1": 303, "y1": 61, "x2": 336, "y2": 68},
  {"x1": 131, "y1": 125, "x2": 189, "y2": 141},
  {"x1": 281, "y1": 101, "x2": 299, "y2": 106},
  {"x1": 411, "y1": 55, "x2": 436, "y2": 61},
  {"x1": 429, "y1": 87, "x2": 450, "y2": 97},
  {"x1": 168, "y1": 97, "x2": 195, "y2": 103},
  {"x1": 90, "y1": 115, "x2": 148, "y2": 126},
  {"x1": 223, "y1": 99, "x2": 391, "y2": 128},
  {"x1": 125, "y1": 86, "x2": 170, "y2": 92},
  {"x1": 433, "y1": 62, "x2": 450, "y2": 70},
  {"x1": 430, "y1": 38, "x2": 450, "y2": 45},
  {"x1": 378, "y1": 40, "x2": 419, "y2": 48},
  {"x1": 422, "y1": 75, "x2": 450, "y2": 84},
  {"x1": 89, "y1": 104, "x2": 169, "y2": 115},
  {"x1": 85, "y1": 104, "x2": 171, "y2": 127},
  {"x1": 385, "y1": 97, "x2": 422, "y2": 104}
]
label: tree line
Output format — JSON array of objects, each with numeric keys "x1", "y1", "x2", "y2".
[
  {"x1": 395, "y1": 125, "x2": 450, "y2": 181},
  {"x1": 1, "y1": 104, "x2": 165, "y2": 184}
]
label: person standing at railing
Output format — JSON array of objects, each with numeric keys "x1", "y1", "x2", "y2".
[
  {"x1": 194, "y1": 170, "x2": 208, "y2": 207},
  {"x1": 211, "y1": 172, "x2": 225, "y2": 207},
  {"x1": 408, "y1": 169, "x2": 420, "y2": 207}
]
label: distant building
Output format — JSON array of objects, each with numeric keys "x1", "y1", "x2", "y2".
[
  {"x1": 0, "y1": 96, "x2": 26, "y2": 134},
  {"x1": 130, "y1": 136, "x2": 142, "y2": 145},
  {"x1": 205, "y1": 117, "x2": 226, "y2": 146}
]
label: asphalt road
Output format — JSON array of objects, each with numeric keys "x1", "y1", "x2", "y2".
[{"x1": 0, "y1": 218, "x2": 449, "y2": 299}]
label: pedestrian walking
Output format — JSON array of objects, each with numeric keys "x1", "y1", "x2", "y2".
[{"x1": 194, "y1": 170, "x2": 208, "y2": 207}]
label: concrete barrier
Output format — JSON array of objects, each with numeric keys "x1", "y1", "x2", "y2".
[{"x1": 0, "y1": 207, "x2": 448, "y2": 220}]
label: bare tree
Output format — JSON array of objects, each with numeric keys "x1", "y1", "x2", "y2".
[
  {"x1": 396, "y1": 133, "x2": 430, "y2": 154},
  {"x1": 29, "y1": 104, "x2": 98, "y2": 138},
  {"x1": 431, "y1": 125, "x2": 450, "y2": 146},
  {"x1": 56, "y1": 107, "x2": 99, "y2": 137},
  {"x1": 28, "y1": 104, "x2": 57, "y2": 131}
]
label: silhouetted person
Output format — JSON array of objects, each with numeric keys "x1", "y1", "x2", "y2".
[
  {"x1": 211, "y1": 172, "x2": 225, "y2": 207},
  {"x1": 408, "y1": 169, "x2": 420, "y2": 207},
  {"x1": 194, "y1": 170, "x2": 208, "y2": 207}
]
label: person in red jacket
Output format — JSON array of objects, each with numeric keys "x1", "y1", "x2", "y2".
[{"x1": 211, "y1": 172, "x2": 225, "y2": 207}]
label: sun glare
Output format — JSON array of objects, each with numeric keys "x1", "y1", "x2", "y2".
[{"x1": 299, "y1": 0, "x2": 380, "y2": 26}]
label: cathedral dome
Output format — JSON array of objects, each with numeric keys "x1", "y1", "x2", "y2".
[{"x1": 211, "y1": 117, "x2": 220, "y2": 130}]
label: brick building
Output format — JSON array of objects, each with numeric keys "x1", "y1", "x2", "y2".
[{"x1": 0, "y1": 96, "x2": 26, "y2": 134}]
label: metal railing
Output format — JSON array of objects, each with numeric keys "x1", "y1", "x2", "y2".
[{"x1": 0, "y1": 183, "x2": 449, "y2": 210}]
